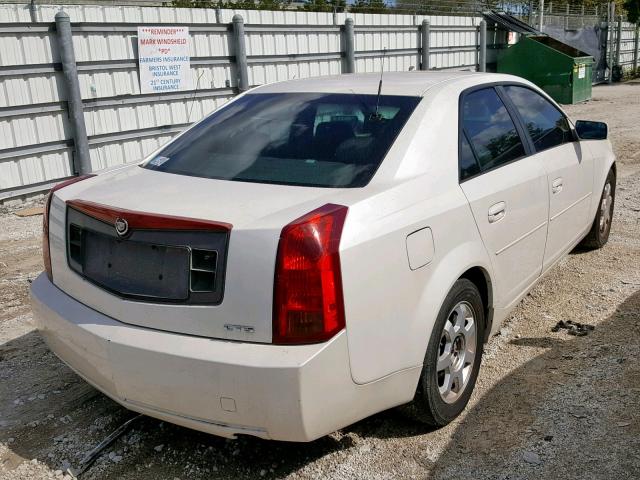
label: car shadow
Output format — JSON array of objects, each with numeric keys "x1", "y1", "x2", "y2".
[
  {"x1": 570, "y1": 244, "x2": 598, "y2": 255},
  {"x1": 2, "y1": 290, "x2": 638, "y2": 479},
  {"x1": 429, "y1": 289, "x2": 640, "y2": 479}
]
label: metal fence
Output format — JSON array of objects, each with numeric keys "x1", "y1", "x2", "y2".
[
  {"x1": 0, "y1": 3, "x2": 485, "y2": 200},
  {"x1": 0, "y1": 0, "x2": 613, "y2": 17},
  {"x1": 0, "y1": 2, "x2": 637, "y2": 201},
  {"x1": 617, "y1": 20, "x2": 639, "y2": 73}
]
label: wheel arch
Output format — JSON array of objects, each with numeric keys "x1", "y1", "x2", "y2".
[
  {"x1": 459, "y1": 266, "x2": 494, "y2": 343},
  {"x1": 419, "y1": 242, "x2": 495, "y2": 357}
]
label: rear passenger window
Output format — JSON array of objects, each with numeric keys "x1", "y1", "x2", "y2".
[
  {"x1": 504, "y1": 85, "x2": 573, "y2": 152},
  {"x1": 459, "y1": 133, "x2": 480, "y2": 180},
  {"x1": 461, "y1": 88, "x2": 526, "y2": 173}
]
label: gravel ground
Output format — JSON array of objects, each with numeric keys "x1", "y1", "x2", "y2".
[{"x1": 1, "y1": 82, "x2": 639, "y2": 480}]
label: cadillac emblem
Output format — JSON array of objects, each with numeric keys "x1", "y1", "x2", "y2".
[{"x1": 114, "y1": 217, "x2": 129, "y2": 237}]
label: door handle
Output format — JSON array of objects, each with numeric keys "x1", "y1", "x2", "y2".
[
  {"x1": 552, "y1": 177, "x2": 563, "y2": 194},
  {"x1": 488, "y1": 201, "x2": 506, "y2": 223}
]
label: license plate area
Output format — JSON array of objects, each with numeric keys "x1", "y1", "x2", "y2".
[
  {"x1": 66, "y1": 207, "x2": 229, "y2": 305},
  {"x1": 83, "y1": 230, "x2": 190, "y2": 301}
]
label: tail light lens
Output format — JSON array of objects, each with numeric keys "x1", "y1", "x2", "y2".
[
  {"x1": 273, "y1": 204, "x2": 348, "y2": 344},
  {"x1": 43, "y1": 175, "x2": 95, "y2": 281}
]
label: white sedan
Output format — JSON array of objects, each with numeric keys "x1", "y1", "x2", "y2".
[{"x1": 31, "y1": 72, "x2": 615, "y2": 441}]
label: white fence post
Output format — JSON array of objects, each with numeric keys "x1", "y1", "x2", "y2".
[
  {"x1": 538, "y1": 0, "x2": 544, "y2": 31},
  {"x1": 343, "y1": 18, "x2": 355, "y2": 74},
  {"x1": 608, "y1": 2, "x2": 615, "y2": 83},
  {"x1": 232, "y1": 15, "x2": 249, "y2": 92},
  {"x1": 616, "y1": 16, "x2": 623, "y2": 70},
  {"x1": 29, "y1": 0, "x2": 37, "y2": 22},
  {"x1": 478, "y1": 20, "x2": 487, "y2": 73},
  {"x1": 421, "y1": 20, "x2": 430, "y2": 70},
  {"x1": 634, "y1": 25, "x2": 639, "y2": 72}
]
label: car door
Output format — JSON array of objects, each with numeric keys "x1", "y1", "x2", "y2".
[
  {"x1": 458, "y1": 86, "x2": 549, "y2": 308},
  {"x1": 502, "y1": 85, "x2": 594, "y2": 269}
]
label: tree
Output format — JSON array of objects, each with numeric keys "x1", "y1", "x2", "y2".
[
  {"x1": 351, "y1": 0, "x2": 388, "y2": 14},
  {"x1": 255, "y1": 0, "x2": 291, "y2": 10},
  {"x1": 171, "y1": 0, "x2": 215, "y2": 8},
  {"x1": 624, "y1": 0, "x2": 640, "y2": 23},
  {"x1": 302, "y1": 0, "x2": 331, "y2": 12},
  {"x1": 328, "y1": 0, "x2": 347, "y2": 12},
  {"x1": 172, "y1": 0, "x2": 291, "y2": 10},
  {"x1": 300, "y1": 0, "x2": 344, "y2": 11},
  {"x1": 394, "y1": 0, "x2": 479, "y2": 15}
]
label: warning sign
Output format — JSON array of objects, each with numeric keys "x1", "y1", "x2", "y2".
[{"x1": 138, "y1": 26, "x2": 193, "y2": 94}]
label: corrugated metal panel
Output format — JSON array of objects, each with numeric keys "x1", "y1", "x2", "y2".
[
  {"x1": 428, "y1": 16, "x2": 479, "y2": 70},
  {"x1": 248, "y1": 60, "x2": 341, "y2": 86},
  {"x1": 0, "y1": 7, "x2": 66, "y2": 190},
  {"x1": 0, "y1": 157, "x2": 22, "y2": 189},
  {"x1": 84, "y1": 94, "x2": 231, "y2": 137},
  {"x1": 0, "y1": 4, "x2": 219, "y2": 24},
  {"x1": 40, "y1": 150, "x2": 74, "y2": 181},
  {"x1": 245, "y1": 25, "x2": 342, "y2": 84},
  {"x1": 0, "y1": 110, "x2": 68, "y2": 150},
  {"x1": 89, "y1": 131, "x2": 176, "y2": 171},
  {"x1": 0, "y1": 32, "x2": 55, "y2": 66},
  {"x1": 221, "y1": 9, "x2": 335, "y2": 25},
  {"x1": 0, "y1": 149, "x2": 72, "y2": 190}
]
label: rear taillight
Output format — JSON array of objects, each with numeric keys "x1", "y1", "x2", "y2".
[
  {"x1": 43, "y1": 175, "x2": 95, "y2": 281},
  {"x1": 273, "y1": 204, "x2": 348, "y2": 345}
]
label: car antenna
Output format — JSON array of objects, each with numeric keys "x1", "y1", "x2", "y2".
[{"x1": 371, "y1": 48, "x2": 387, "y2": 121}]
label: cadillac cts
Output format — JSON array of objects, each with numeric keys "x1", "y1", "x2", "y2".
[{"x1": 31, "y1": 72, "x2": 616, "y2": 442}]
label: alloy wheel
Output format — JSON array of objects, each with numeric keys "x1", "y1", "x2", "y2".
[
  {"x1": 599, "y1": 182, "x2": 613, "y2": 235},
  {"x1": 437, "y1": 301, "x2": 477, "y2": 404}
]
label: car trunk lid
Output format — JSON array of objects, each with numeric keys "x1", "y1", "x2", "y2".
[{"x1": 47, "y1": 165, "x2": 349, "y2": 342}]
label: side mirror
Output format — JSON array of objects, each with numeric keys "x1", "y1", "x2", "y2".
[{"x1": 575, "y1": 120, "x2": 607, "y2": 140}]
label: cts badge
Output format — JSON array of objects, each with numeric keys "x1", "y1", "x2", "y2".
[
  {"x1": 224, "y1": 324, "x2": 255, "y2": 334},
  {"x1": 114, "y1": 217, "x2": 129, "y2": 237}
]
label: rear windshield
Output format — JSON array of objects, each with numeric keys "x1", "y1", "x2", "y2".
[{"x1": 142, "y1": 92, "x2": 421, "y2": 188}]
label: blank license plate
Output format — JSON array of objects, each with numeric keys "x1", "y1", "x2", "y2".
[{"x1": 83, "y1": 230, "x2": 190, "y2": 300}]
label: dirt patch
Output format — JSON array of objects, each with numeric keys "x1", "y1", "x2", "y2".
[{"x1": 0, "y1": 83, "x2": 639, "y2": 480}]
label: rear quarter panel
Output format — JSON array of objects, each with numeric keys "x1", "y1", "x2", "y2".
[
  {"x1": 341, "y1": 84, "x2": 494, "y2": 385},
  {"x1": 341, "y1": 182, "x2": 492, "y2": 385}
]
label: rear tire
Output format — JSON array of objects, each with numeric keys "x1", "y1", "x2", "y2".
[
  {"x1": 410, "y1": 279, "x2": 484, "y2": 427},
  {"x1": 581, "y1": 168, "x2": 615, "y2": 250}
]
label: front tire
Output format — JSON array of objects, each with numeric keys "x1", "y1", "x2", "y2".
[
  {"x1": 411, "y1": 279, "x2": 484, "y2": 427},
  {"x1": 581, "y1": 168, "x2": 615, "y2": 249}
]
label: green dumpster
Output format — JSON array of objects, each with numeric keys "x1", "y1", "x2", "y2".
[{"x1": 497, "y1": 35, "x2": 594, "y2": 104}]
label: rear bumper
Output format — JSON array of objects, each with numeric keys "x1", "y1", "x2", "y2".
[{"x1": 30, "y1": 273, "x2": 418, "y2": 441}]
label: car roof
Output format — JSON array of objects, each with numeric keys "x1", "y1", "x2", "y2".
[{"x1": 251, "y1": 71, "x2": 524, "y2": 97}]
